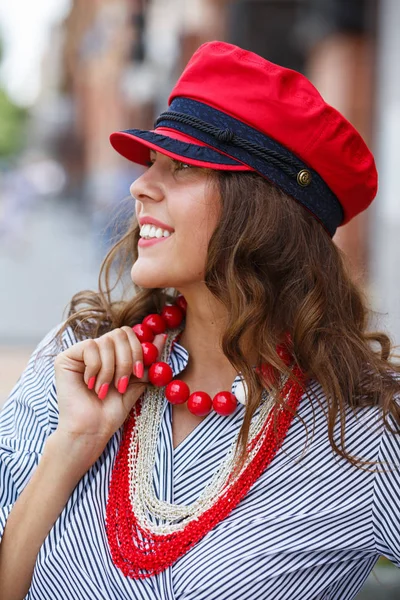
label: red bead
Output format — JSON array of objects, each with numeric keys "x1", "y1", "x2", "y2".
[
  {"x1": 187, "y1": 391, "x2": 212, "y2": 416},
  {"x1": 212, "y1": 391, "x2": 237, "y2": 416},
  {"x1": 132, "y1": 323, "x2": 155, "y2": 343},
  {"x1": 165, "y1": 380, "x2": 190, "y2": 404},
  {"x1": 141, "y1": 342, "x2": 159, "y2": 367},
  {"x1": 175, "y1": 295, "x2": 187, "y2": 313},
  {"x1": 148, "y1": 361, "x2": 173, "y2": 387},
  {"x1": 143, "y1": 314, "x2": 167, "y2": 334},
  {"x1": 161, "y1": 305, "x2": 184, "y2": 328}
]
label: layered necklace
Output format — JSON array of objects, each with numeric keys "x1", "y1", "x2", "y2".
[{"x1": 106, "y1": 297, "x2": 306, "y2": 579}]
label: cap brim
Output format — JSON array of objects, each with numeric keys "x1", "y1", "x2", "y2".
[{"x1": 110, "y1": 127, "x2": 254, "y2": 171}]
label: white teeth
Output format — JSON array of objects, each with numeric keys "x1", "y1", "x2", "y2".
[
  {"x1": 141, "y1": 224, "x2": 151, "y2": 236},
  {"x1": 139, "y1": 223, "x2": 173, "y2": 239}
]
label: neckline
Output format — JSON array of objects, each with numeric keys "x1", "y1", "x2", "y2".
[{"x1": 168, "y1": 398, "x2": 245, "y2": 456}]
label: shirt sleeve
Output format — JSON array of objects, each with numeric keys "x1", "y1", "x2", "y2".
[
  {"x1": 372, "y1": 416, "x2": 400, "y2": 567},
  {"x1": 0, "y1": 323, "x2": 68, "y2": 543}
]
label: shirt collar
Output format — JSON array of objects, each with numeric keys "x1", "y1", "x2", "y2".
[{"x1": 168, "y1": 339, "x2": 243, "y2": 394}]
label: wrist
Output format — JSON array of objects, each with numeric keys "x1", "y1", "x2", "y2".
[{"x1": 45, "y1": 430, "x2": 108, "y2": 475}]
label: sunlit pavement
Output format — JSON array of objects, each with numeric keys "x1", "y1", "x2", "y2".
[
  {"x1": 0, "y1": 193, "x2": 102, "y2": 405},
  {"x1": 0, "y1": 347, "x2": 33, "y2": 408}
]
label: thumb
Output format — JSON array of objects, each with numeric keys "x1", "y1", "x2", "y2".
[{"x1": 153, "y1": 333, "x2": 168, "y2": 360}]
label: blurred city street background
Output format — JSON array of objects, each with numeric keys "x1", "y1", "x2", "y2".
[{"x1": 0, "y1": 0, "x2": 400, "y2": 596}]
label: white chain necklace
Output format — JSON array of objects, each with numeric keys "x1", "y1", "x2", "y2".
[{"x1": 127, "y1": 329, "x2": 286, "y2": 536}]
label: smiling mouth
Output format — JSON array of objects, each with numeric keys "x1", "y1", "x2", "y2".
[
  {"x1": 139, "y1": 224, "x2": 174, "y2": 240},
  {"x1": 138, "y1": 231, "x2": 174, "y2": 247}
]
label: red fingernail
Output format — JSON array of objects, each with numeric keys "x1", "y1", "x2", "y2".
[
  {"x1": 88, "y1": 376, "x2": 96, "y2": 390},
  {"x1": 117, "y1": 376, "x2": 129, "y2": 394},
  {"x1": 134, "y1": 361, "x2": 144, "y2": 378},
  {"x1": 98, "y1": 383, "x2": 109, "y2": 400}
]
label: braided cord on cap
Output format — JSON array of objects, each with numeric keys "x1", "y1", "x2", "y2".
[{"x1": 155, "y1": 111, "x2": 303, "y2": 180}]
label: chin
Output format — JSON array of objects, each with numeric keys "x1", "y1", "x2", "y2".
[{"x1": 130, "y1": 262, "x2": 171, "y2": 289}]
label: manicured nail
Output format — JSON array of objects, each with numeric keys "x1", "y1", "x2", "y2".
[
  {"x1": 162, "y1": 334, "x2": 168, "y2": 342},
  {"x1": 98, "y1": 383, "x2": 109, "y2": 400},
  {"x1": 117, "y1": 376, "x2": 129, "y2": 394},
  {"x1": 88, "y1": 376, "x2": 96, "y2": 390},
  {"x1": 134, "y1": 361, "x2": 144, "y2": 378}
]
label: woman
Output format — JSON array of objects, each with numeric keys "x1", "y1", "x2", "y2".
[{"x1": 0, "y1": 41, "x2": 399, "y2": 600}]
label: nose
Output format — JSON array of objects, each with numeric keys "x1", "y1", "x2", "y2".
[{"x1": 130, "y1": 169, "x2": 164, "y2": 204}]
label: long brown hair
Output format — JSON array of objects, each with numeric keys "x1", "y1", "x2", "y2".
[{"x1": 53, "y1": 171, "x2": 400, "y2": 470}]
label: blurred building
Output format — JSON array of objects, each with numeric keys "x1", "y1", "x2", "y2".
[
  {"x1": 62, "y1": 0, "x2": 133, "y2": 209},
  {"x1": 29, "y1": 0, "x2": 399, "y2": 341}
]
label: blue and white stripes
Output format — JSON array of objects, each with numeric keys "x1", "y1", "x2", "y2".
[{"x1": 0, "y1": 324, "x2": 399, "y2": 599}]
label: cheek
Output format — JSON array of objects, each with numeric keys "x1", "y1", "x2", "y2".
[
  {"x1": 177, "y1": 208, "x2": 218, "y2": 269},
  {"x1": 179, "y1": 221, "x2": 211, "y2": 257},
  {"x1": 130, "y1": 221, "x2": 213, "y2": 288}
]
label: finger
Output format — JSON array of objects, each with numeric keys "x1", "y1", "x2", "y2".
[
  {"x1": 95, "y1": 335, "x2": 116, "y2": 399},
  {"x1": 121, "y1": 325, "x2": 145, "y2": 378},
  {"x1": 57, "y1": 339, "x2": 102, "y2": 389},
  {"x1": 111, "y1": 329, "x2": 137, "y2": 393},
  {"x1": 56, "y1": 339, "x2": 99, "y2": 377},
  {"x1": 152, "y1": 333, "x2": 168, "y2": 360},
  {"x1": 82, "y1": 340, "x2": 102, "y2": 388}
]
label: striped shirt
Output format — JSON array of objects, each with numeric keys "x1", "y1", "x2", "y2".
[{"x1": 0, "y1": 323, "x2": 399, "y2": 600}]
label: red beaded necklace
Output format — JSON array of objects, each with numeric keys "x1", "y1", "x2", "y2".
[
  {"x1": 131, "y1": 295, "x2": 292, "y2": 415},
  {"x1": 105, "y1": 297, "x2": 306, "y2": 579}
]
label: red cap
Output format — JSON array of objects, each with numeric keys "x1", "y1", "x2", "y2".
[{"x1": 110, "y1": 41, "x2": 378, "y2": 235}]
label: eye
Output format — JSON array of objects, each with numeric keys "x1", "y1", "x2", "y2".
[
  {"x1": 173, "y1": 160, "x2": 192, "y2": 171},
  {"x1": 146, "y1": 156, "x2": 192, "y2": 170}
]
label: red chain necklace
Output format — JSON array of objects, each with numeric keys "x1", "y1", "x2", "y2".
[{"x1": 105, "y1": 296, "x2": 306, "y2": 579}]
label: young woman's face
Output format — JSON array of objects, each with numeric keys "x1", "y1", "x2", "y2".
[{"x1": 130, "y1": 150, "x2": 219, "y2": 290}]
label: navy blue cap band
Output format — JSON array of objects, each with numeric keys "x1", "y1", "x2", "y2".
[{"x1": 155, "y1": 98, "x2": 344, "y2": 236}]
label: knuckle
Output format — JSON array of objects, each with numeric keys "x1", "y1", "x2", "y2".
[
  {"x1": 97, "y1": 335, "x2": 114, "y2": 349},
  {"x1": 112, "y1": 328, "x2": 128, "y2": 340},
  {"x1": 117, "y1": 359, "x2": 133, "y2": 371},
  {"x1": 99, "y1": 366, "x2": 115, "y2": 381},
  {"x1": 124, "y1": 329, "x2": 143, "y2": 351},
  {"x1": 84, "y1": 339, "x2": 98, "y2": 349},
  {"x1": 120, "y1": 326, "x2": 134, "y2": 337},
  {"x1": 87, "y1": 356, "x2": 102, "y2": 370}
]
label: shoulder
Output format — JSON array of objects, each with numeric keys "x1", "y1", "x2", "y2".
[
  {"x1": 294, "y1": 379, "x2": 389, "y2": 461},
  {"x1": 3, "y1": 322, "x2": 82, "y2": 415},
  {"x1": 26, "y1": 322, "x2": 76, "y2": 377},
  {"x1": 33, "y1": 320, "x2": 96, "y2": 365},
  {"x1": 0, "y1": 323, "x2": 76, "y2": 445}
]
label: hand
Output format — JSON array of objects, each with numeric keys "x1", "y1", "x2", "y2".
[{"x1": 53, "y1": 326, "x2": 167, "y2": 455}]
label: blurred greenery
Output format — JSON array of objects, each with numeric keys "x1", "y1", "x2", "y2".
[
  {"x1": 378, "y1": 556, "x2": 396, "y2": 568},
  {"x1": 0, "y1": 88, "x2": 27, "y2": 157},
  {"x1": 0, "y1": 31, "x2": 27, "y2": 158}
]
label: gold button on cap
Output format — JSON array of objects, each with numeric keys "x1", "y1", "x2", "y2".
[{"x1": 297, "y1": 169, "x2": 312, "y2": 187}]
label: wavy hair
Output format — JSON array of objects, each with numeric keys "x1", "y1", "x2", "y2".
[{"x1": 53, "y1": 171, "x2": 400, "y2": 471}]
